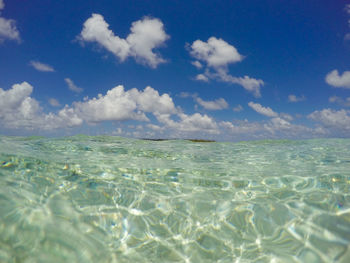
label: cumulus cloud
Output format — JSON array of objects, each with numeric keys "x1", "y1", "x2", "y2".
[
  {"x1": 126, "y1": 17, "x2": 169, "y2": 67},
  {"x1": 248, "y1": 102, "x2": 278, "y2": 117},
  {"x1": 267, "y1": 117, "x2": 292, "y2": 131},
  {"x1": 219, "y1": 120, "x2": 262, "y2": 136},
  {"x1": 65, "y1": 78, "x2": 83, "y2": 93},
  {"x1": 279, "y1": 112, "x2": 294, "y2": 121},
  {"x1": 3, "y1": 82, "x2": 340, "y2": 140},
  {"x1": 233, "y1": 104, "x2": 243, "y2": 112},
  {"x1": 219, "y1": 117, "x2": 312, "y2": 140},
  {"x1": 29, "y1": 61, "x2": 55, "y2": 72},
  {"x1": 155, "y1": 112, "x2": 219, "y2": 134},
  {"x1": 195, "y1": 73, "x2": 209, "y2": 82},
  {"x1": 325, "y1": 70, "x2": 350, "y2": 89},
  {"x1": 189, "y1": 37, "x2": 243, "y2": 68},
  {"x1": 0, "y1": 18, "x2": 20, "y2": 43},
  {"x1": 79, "y1": 14, "x2": 129, "y2": 60},
  {"x1": 195, "y1": 97, "x2": 228, "y2": 110},
  {"x1": 0, "y1": 82, "x2": 33, "y2": 111},
  {"x1": 73, "y1": 86, "x2": 148, "y2": 123},
  {"x1": 48, "y1": 98, "x2": 61, "y2": 107},
  {"x1": 288, "y1": 94, "x2": 305, "y2": 102},
  {"x1": 146, "y1": 123, "x2": 164, "y2": 132},
  {"x1": 71, "y1": 85, "x2": 176, "y2": 123},
  {"x1": 217, "y1": 72, "x2": 263, "y2": 97},
  {"x1": 219, "y1": 120, "x2": 273, "y2": 139},
  {"x1": 131, "y1": 86, "x2": 176, "y2": 114},
  {"x1": 308, "y1": 109, "x2": 350, "y2": 129},
  {"x1": 178, "y1": 92, "x2": 228, "y2": 111},
  {"x1": 188, "y1": 37, "x2": 263, "y2": 97},
  {"x1": 329, "y1": 95, "x2": 350, "y2": 107},
  {"x1": 191, "y1": 60, "x2": 202, "y2": 69},
  {"x1": 219, "y1": 121, "x2": 258, "y2": 135},
  {"x1": 0, "y1": 82, "x2": 82, "y2": 130},
  {"x1": 0, "y1": 1, "x2": 20, "y2": 43},
  {"x1": 308, "y1": 108, "x2": 350, "y2": 135},
  {"x1": 79, "y1": 14, "x2": 169, "y2": 68},
  {"x1": 0, "y1": 82, "x2": 179, "y2": 131}
]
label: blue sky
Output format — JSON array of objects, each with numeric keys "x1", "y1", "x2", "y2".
[{"x1": 1, "y1": 0, "x2": 350, "y2": 140}]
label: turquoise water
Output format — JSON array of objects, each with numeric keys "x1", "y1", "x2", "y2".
[{"x1": 0, "y1": 136, "x2": 350, "y2": 263}]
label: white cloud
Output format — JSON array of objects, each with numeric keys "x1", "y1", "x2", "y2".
[
  {"x1": 233, "y1": 104, "x2": 243, "y2": 112},
  {"x1": 72, "y1": 86, "x2": 146, "y2": 123},
  {"x1": 344, "y1": 5, "x2": 350, "y2": 40},
  {"x1": 248, "y1": 102, "x2": 293, "y2": 122},
  {"x1": 80, "y1": 14, "x2": 129, "y2": 60},
  {"x1": 54, "y1": 106, "x2": 83, "y2": 128},
  {"x1": 191, "y1": 60, "x2": 202, "y2": 69},
  {"x1": 233, "y1": 76, "x2": 263, "y2": 98},
  {"x1": 178, "y1": 91, "x2": 194, "y2": 98},
  {"x1": 195, "y1": 97, "x2": 228, "y2": 110},
  {"x1": 127, "y1": 17, "x2": 169, "y2": 67},
  {"x1": 308, "y1": 108, "x2": 350, "y2": 132},
  {"x1": 72, "y1": 85, "x2": 176, "y2": 123},
  {"x1": 329, "y1": 95, "x2": 350, "y2": 107},
  {"x1": 189, "y1": 37, "x2": 243, "y2": 68},
  {"x1": 0, "y1": 82, "x2": 82, "y2": 130},
  {"x1": 267, "y1": 117, "x2": 292, "y2": 131},
  {"x1": 0, "y1": 17, "x2": 20, "y2": 43},
  {"x1": 217, "y1": 72, "x2": 263, "y2": 97},
  {"x1": 279, "y1": 112, "x2": 294, "y2": 121},
  {"x1": 219, "y1": 117, "x2": 312, "y2": 140},
  {"x1": 0, "y1": 82, "x2": 178, "y2": 131},
  {"x1": 178, "y1": 92, "x2": 228, "y2": 111},
  {"x1": 195, "y1": 73, "x2": 209, "y2": 82},
  {"x1": 155, "y1": 112, "x2": 219, "y2": 134},
  {"x1": 146, "y1": 123, "x2": 164, "y2": 131},
  {"x1": 29, "y1": 61, "x2": 55, "y2": 72},
  {"x1": 188, "y1": 37, "x2": 263, "y2": 97},
  {"x1": 79, "y1": 14, "x2": 169, "y2": 68},
  {"x1": 65, "y1": 78, "x2": 83, "y2": 93},
  {"x1": 219, "y1": 120, "x2": 263, "y2": 136},
  {"x1": 5, "y1": 82, "x2": 345, "y2": 140},
  {"x1": 130, "y1": 86, "x2": 176, "y2": 115},
  {"x1": 325, "y1": 70, "x2": 350, "y2": 89},
  {"x1": 248, "y1": 102, "x2": 278, "y2": 117},
  {"x1": 219, "y1": 121, "x2": 235, "y2": 130},
  {"x1": 48, "y1": 98, "x2": 60, "y2": 107},
  {"x1": 0, "y1": 82, "x2": 33, "y2": 111},
  {"x1": 177, "y1": 113, "x2": 218, "y2": 133},
  {"x1": 288, "y1": 94, "x2": 305, "y2": 102},
  {"x1": 0, "y1": 1, "x2": 20, "y2": 43},
  {"x1": 346, "y1": 4, "x2": 350, "y2": 15}
]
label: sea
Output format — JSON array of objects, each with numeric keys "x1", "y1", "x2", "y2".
[{"x1": 0, "y1": 135, "x2": 349, "y2": 263}]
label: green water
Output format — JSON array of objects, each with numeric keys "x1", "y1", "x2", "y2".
[{"x1": 0, "y1": 136, "x2": 349, "y2": 263}]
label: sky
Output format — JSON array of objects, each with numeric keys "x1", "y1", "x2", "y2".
[{"x1": 1, "y1": 0, "x2": 350, "y2": 141}]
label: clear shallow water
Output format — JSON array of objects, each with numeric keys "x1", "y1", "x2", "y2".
[{"x1": 0, "y1": 136, "x2": 350, "y2": 263}]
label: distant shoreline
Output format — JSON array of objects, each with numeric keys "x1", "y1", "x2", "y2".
[{"x1": 141, "y1": 138, "x2": 216, "y2": 142}]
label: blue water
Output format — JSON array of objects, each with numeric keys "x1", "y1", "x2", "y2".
[{"x1": 0, "y1": 136, "x2": 349, "y2": 262}]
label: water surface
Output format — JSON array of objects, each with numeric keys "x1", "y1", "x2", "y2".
[{"x1": 0, "y1": 136, "x2": 349, "y2": 262}]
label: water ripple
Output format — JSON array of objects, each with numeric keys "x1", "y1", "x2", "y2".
[{"x1": 0, "y1": 136, "x2": 350, "y2": 262}]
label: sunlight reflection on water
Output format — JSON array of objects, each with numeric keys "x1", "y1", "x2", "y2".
[{"x1": 0, "y1": 136, "x2": 350, "y2": 262}]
